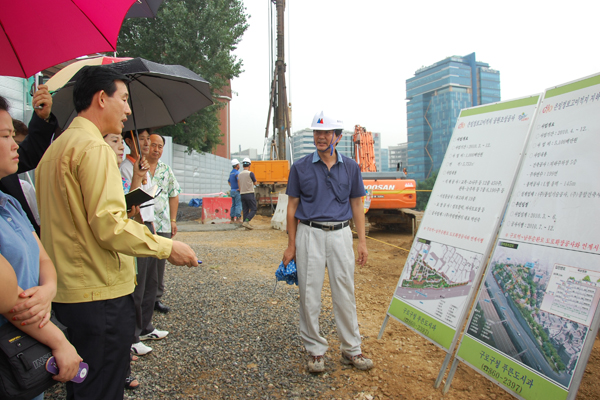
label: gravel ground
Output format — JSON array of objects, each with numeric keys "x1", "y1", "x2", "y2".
[{"x1": 44, "y1": 229, "x2": 351, "y2": 400}]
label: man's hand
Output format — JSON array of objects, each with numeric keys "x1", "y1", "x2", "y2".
[
  {"x1": 130, "y1": 155, "x2": 149, "y2": 191},
  {"x1": 10, "y1": 284, "x2": 55, "y2": 328},
  {"x1": 171, "y1": 221, "x2": 177, "y2": 238},
  {"x1": 282, "y1": 245, "x2": 295, "y2": 266},
  {"x1": 356, "y1": 241, "x2": 368, "y2": 267},
  {"x1": 133, "y1": 155, "x2": 149, "y2": 179},
  {"x1": 167, "y1": 240, "x2": 199, "y2": 267},
  {"x1": 32, "y1": 84, "x2": 52, "y2": 121}
]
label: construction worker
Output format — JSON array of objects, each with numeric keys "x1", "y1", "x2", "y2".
[
  {"x1": 228, "y1": 159, "x2": 242, "y2": 223},
  {"x1": 282, "y1": 111, "x2": 372, "y2": 373},
  {"x1": 238, "y1": 157, "x2": 257, "y2": 229}
]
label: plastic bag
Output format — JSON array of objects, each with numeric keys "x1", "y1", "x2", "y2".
[{"x1": 188, "y1": 198, "x2": 202, "y2": 207}]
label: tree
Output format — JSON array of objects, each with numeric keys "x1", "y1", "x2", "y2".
[
  {"x1": 415, "y1": 171, "x2": 438, "y2": 211},
  {"x1": 117, "y1": 0, "x2": 249, "y2": 153}
]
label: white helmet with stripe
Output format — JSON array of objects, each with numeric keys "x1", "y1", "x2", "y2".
[{"x1": 310, "y1": 111, "x2": 343, "y2": 132}]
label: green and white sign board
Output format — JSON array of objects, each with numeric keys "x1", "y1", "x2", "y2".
[
  {"x1": 379, "y1": 95, "x2": 541, "y2": 362},
  {"x1": 451, "y1": 73, "x2": 600, "y2": 400}
]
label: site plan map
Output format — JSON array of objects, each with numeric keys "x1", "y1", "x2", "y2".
[{"x1": 394, "y1": 238, "x2": 483, "y2": 329}]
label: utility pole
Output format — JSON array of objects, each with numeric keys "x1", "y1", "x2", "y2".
[{"x1": 264, "y1": 0, "x2": 291, "y2": 160}]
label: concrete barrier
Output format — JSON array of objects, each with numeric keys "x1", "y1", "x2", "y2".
[
  {"x1": 271, "y1": 193, "x2": 288, "y2": 231},
  {"x1": 201, "y1": 197, "x2": 232, "y2": 224}
]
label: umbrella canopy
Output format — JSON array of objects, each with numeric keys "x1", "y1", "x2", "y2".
[
  {"x1": 275, "y1": 260, "x2": 298, "y2": 286},
  {"x1": 0, "y1": 0, "x2": 138, "y2": 78},
  {"x1": 52, "y1": 57, "x2": 214, "y2": 131},
  {"x1": 125, "y1": 0, "x2": 164, "y2": 18},
  {"x1": 46, "y1": 56, "x2": 132, "y2": 92}
]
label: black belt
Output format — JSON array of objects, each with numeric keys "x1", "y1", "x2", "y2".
[{"x1": 300, "y1": 220, "x2": 349, "y2": 231}]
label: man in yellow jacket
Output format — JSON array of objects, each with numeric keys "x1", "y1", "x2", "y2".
[{"x1": 36, "y1": 65, "x2": 198, "y2": 400}]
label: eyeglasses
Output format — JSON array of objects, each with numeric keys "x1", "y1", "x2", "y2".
[{"x1": 313, "y1": 130, "x2": 334, "y2": 137}]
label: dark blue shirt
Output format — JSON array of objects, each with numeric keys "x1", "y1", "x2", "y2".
[
  {"x1": 287, "y1": 151, "x2": 365, "y2": 222},
  {"x1": 229, "y1": 168, "x2": 240, "y2": 190},
  {"x1": 0, "y1": 191, "x2": 39, "y2": 327}
]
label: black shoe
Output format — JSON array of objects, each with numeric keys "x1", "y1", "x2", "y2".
[{"x1": 154, "y1": 301, "x2": 171, "y2": 313}]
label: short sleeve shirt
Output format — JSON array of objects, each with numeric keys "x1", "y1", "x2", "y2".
[
  {"x1": 0, "y1": 191, "x2": 39, "y2": 327},
  {"x1": 286, "y1": 150, "x2": 365, "y2": 222},
  {"x1": 151, "y1": 160, "x2": 182, "y2": 233},
  {"x1": 122, "y1": 177, "x2": 131, "y2": 194},
  {"x1": 229, "y1": 168, "x2": 240, "y2": 190}
]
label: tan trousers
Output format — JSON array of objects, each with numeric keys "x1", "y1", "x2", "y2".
[{"x1": 295, "y1": 222, "x2": 362, "y2": 356}]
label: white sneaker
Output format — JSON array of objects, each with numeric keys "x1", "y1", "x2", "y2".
[
  {"x1": 131, "y1": 342, "x2": 152, "y2": 355},
  {"x1": 139, "y1": 329, "x2": 169, "y2": 341}
]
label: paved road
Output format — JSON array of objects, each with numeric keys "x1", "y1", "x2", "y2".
[
  {"x1": 486, "y1": 274, "x2": 571, "y2": 387},
  {"x1": 476, "y1": 285, "x2": 520, "y2": 359}
]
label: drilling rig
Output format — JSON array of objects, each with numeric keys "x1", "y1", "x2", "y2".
[
  {"x1": 251, "y1": 0, "x2": 291, "y2": 214},
  {"x1": 264, "y1": 0, "x2": 291, "y2": 160}
]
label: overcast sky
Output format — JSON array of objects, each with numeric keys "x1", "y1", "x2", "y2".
[{"x1": 229, "y1": 0, "x2": 599, "y2": 154}]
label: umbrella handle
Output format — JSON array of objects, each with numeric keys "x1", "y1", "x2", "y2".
[{"x1": 126, "y1": 82, "x2": 147, "y2": 185}]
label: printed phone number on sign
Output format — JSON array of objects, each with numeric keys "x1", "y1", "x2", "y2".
[
  {"x1": 402, "y1": 307, "x2": 437, "y2": 336},
  {"x1": 479, "y1": 349, "x2": 535, "y2": 395}
]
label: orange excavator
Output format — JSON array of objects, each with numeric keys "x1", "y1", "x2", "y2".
[
  {"x1": 353, "y1": 125, "x2": 420, "y2": 235},
  {"x1": 353, "y1": 125, "x2": 377, "y2": 172}
]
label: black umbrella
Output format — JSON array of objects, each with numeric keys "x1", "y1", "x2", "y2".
[
  {"x1": 125, "y1": 0, "x2": 164, "y2": 18},
  {"x1": 52, "y1": 57, "x2": 213, "y2": 131}
]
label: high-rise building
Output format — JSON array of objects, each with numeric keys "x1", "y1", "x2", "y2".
[
  {"x1": 406, "y1": 52, "x2": 500, "y2": 181},
  {"x1": 388, "y1": 143, "x2": 408, "y2": 172},
  {"x1": 380, "y1": 148, "x2": 390, "y2": 172},
  {"x1": 372, "y1": 132, "x2": 382, "y2": 171}
]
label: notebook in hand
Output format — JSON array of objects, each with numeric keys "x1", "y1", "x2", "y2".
[{"x1": 125, "y1": 185, "x2": 159, "y2": 209}]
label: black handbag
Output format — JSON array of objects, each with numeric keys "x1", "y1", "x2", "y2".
[{"x1": 0, "y1": 314, "x2": 68, "y2": 400}]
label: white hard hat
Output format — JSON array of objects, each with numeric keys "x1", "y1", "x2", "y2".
[
  {"x1": 231, "y1": 159, "x2": 240, "y2": 166},
  {"x1": 310, "y1": 111, "x2": 343, "y2": 131},
  {"x1": 242, "y1": 157, "x2": 251, "y2": 164}
]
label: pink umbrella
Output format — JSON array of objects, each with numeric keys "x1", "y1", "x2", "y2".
[{"x1": 0, "y1": 0, "x2": 137, "y2": 78}]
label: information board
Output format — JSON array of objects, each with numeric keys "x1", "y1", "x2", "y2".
[
  {"x1": 380, "y1": 95, "x2": 541, "y2": 354},
  {"x1": 453, "y1": 73, "x2": 600, "y2": 400}
]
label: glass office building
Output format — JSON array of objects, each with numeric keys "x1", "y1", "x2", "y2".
[
  {"x1": 380, "y1": 148, "x2": 390, "y2": 172},
  {"x1": 406, "y1": 52, "x2": 500, "y2": 182}
]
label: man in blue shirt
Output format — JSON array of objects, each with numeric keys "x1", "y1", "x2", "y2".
[
  {"x1": 228, "y1": 159, "x2": 242, "y2": 223},
  {"x1": 282, "y1": 111, "x2": 372, "y2": 373}
]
